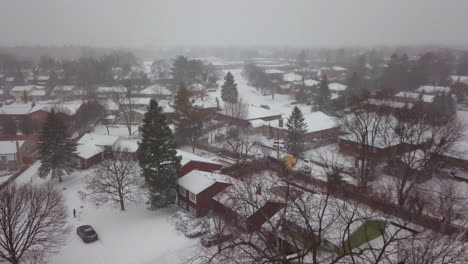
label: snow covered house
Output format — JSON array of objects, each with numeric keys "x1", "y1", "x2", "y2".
[
  {"x1": 217, "y1": 105, "x2": 283, "y2": 129},
  {"x1": 137, "y1": 84, "x2": 172, "y2": 99},
  {"x1": 212, "y1": 173, "x2": 286, "y2": 231},
  {"x1": 177, "y1": 149, "x2": 223, "y2": 177},
  {"x1": 0, "y1": 140, "x2": 24, "y2": 171},
  {"x1": 328, "y1": 83, "x2": 348, "y2": 96},
  {"x1": 96, "y1": 86, "x2": 128, "y2": 98},
  {"x1": 0, "y1": 139, "x2": 39, "y2": 171},
  {"x1": 9, "y1": 85, "x2": 45, "y2": 102},
  {"x1": 76, "y1": 133, "x2": 119, "y2": 169},
  {"x1": 51, "y1": 85, "x2": 76, "y2": 101},
  {"x1": 415, "y1": 85, "x2": 451, "y2": 95},
  {"x1": 393, "y1": 92, "x2": 434, "y2": 104},
  {"x1": 260, "y1": 111, "x2": 339, "y2": 142},
  {"x1": 117, "y1": 108, "x2": 146, "y2": 124},
  {"x1": 177, "y1": 170, "x2": 234, "y2": 217}
]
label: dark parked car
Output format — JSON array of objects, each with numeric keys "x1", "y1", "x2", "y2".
[
  {"x1": 77, "y1": 225, "x2": 99, "y2": 243},
  {"x1": 201, "y1": 233, "x2": 233, "y2": 247}
]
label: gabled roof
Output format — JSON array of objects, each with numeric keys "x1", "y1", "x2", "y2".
[
  {"x1": 76, "y1": 133, "x2": 119, "y2": 159},
  {"x1": 177, "y1": 149, "x2": 221, "y2": 167},
  {"x1": 96, "y1": 86, "x2": 127, "y2": 93},
  {"x1": 10, "y1": 85, "x2": 44, "y2": 92},
  {"x1": 138, "y1": 84, "x2": 171, "y2": 96},
  {"x1": 328, "y1": 83, "x2": 348, "y2": 91},
  {"x1": 394, "y1": 92, "x2": 434, "y2": 103},
  {"x1": 178, "y1": 170, "x2": 232, "y2": 195},
  {"x1": 416, "y1": 85, "x2": 450, "y2": 94}
]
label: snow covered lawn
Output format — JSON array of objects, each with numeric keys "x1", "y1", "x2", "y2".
[{"x1": 15, "y1": 162, "x2": 199, "y2": 264}]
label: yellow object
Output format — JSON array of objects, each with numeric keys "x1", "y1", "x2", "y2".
[{"x1": 284, "y1": 155, "x2": 294, "y2": 168}]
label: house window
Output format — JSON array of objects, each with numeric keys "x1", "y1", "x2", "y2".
[
  {"x1": 178, "y1": 199, "x2": 186, "y2": 209},
  {"x1": 189, "y1": 191, "x2": 197, "y2": 203},
  {"x1": 189, "y1": 206, "x2": 197, "y2": 216},
  {"x1": 179, "y1": 186, "x2": 186, "y2": 197}
]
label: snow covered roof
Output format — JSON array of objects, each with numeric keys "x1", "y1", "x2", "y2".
[
  {"x1": 0, "y1": 141, "x2": 24, "y2": 154},
  {"x1": 10, "y1": 85, "x2": 44, "y2": 92},
  {"x1": 76, "y1": 133, "x2": 119, "y2": 159},
  {"x1": 53, "y1": 85, "x2": 75, "y2": 92},
  {"x1": 97, "y1": 86, "x2": 127, "y2": 93},
  {"x1": 416, "y1": 85, "x2": 451, "y2": 94},
  {"x1": 213, "y1": 172, "x2": 284, "y2": 218},
  {"x1": 177, "y1": 149, "x2": 221, "y2": 167},
  {"x1": 246, "y1": 106, "x2": 283, "y2": 120},
  {"x1": 269, "y1": 111, "x2": 338, "y2": 133},
  {"x1": 331, "y1": 66, "x2": 348, "y2": 71},
  {"x1": 283, "y1": 73, "x2": 303, "y2": 82},
  {"x1": 30, "y1": 90, "x2": 46, "y2": 96},
  {"x1": 78, "y1": 133, "x2": 119, "y2": 147},
  {"x1": 0, "y1": 103, "x2": 36, "y2": 115},
  {"x1": 138, "y1": 84, "x2": 171, "y2": 96},
  {"x1": 365, "y1": 99, "x2": 414, "y2": 109},
  {"x1": 123, "y1": 97, "x2": 152, "y2": 105},
  {"x1": 265, "y1": 69, "x2": 285, "y2": 74},
  {"x1": 395, "y1": 92, "x2": 434, "y2": 103},
  {"x1": 328, "y1": 83, "x2": 348, "y2": 91},
  {"x1": 114, "y1": 139, "x2": 139, "y2": 153},
  {"x1": 450, "y1": 75, "x2": 468, "y2": 85},
  {"x1": 178, "y1": 170, "x2": 232, "y2": 195},
  {"x1": 304, "y1": 79, "x2": 320, "y2": 87},
  {"x1": 37, "y1": 75, "x2": 50, "y2": 81}
]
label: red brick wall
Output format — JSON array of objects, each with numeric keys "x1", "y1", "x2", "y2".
[{"x1": 177, "y1": 182, "x2": 230, "y2": 217}]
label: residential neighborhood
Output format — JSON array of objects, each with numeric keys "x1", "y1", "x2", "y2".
[{"x1": 1, "y1": 1, "x2": 468, "y2": 264}]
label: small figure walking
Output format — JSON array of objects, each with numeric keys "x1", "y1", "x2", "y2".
[{"x1": 73, "y1": 208, "x2": 76, "y2": 218}]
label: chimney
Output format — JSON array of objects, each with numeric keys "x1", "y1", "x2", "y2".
[
  {"x1": 256, "y1": 184, "x2": 262, "y2": 195},
  {"x1": 278, "y1": 118, "x2": 283, "y2": 128}
]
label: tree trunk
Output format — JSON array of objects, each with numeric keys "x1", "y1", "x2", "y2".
[
  {"x1": 120, "y1": 198, "x2": 125, "y2": 211},
  {"x1": 58, "y1": 174, "x2": 63, "y2": 183}
]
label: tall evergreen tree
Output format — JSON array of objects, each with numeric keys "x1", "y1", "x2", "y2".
[
  {"x1": 171, "y1": 82, "x2": 204, "y2": 151},
  {"x1": 38, "y1": 109, "x2": 78, "y2": 182},
  {"x1": 137, "y1": 99, "x2": 181, "y2": 209},
  {"x1": 286, "y1": 107, "x2": 308, "y2": 158},
  {"x1": 221, "y1": 72, "x2": 239, "y2": 103},
  {"x1": 314, "y1": 74, "x2": 331, "y2": 111}
]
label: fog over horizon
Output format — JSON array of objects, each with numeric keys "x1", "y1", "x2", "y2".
[{"x1": 1, "y1": 0, "x2": 468, "y2": 48}]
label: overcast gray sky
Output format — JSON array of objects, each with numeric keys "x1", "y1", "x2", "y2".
[{"x1": 1, "y1": 0, "x2": 468, "y2": 47}]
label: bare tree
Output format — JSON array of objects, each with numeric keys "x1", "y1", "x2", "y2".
[
  {"x1": 81, "y1": 148, "x2": 143, "y2": 211},
  {"x1": 112, "y1": 86, "x2": 137, "y2": 136},
  {"x1": 223, "y1": 134, "x2": 265, "y2": 164},
  {"x1": 377, "y1": 105, "x2": 465, "y2": 208},
  {"x1": 337, "y1": 104, "x2": 387, "y2": 190},
  {"x1": 223, "y1": 97, "x2": 249, "y2": 120},
  {"x1": 0, "y1": 183, "x2": 70, "y2": 264}
]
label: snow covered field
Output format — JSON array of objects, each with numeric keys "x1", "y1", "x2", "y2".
[{"x1": 15, "y1": 162, "x2": 199, "y2": 264}]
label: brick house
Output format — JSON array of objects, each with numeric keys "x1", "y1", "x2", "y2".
[
  {"x1": 212, "y1": 176, "x2": 286, "y2": 232},
  {"x1": 177, "y1": 170, "x2": 233, "y2": 217},
  {"x1": 338, "y1": 134, "x2": 411, "y2": 161},
  {"x1": 0, "y1": 140, "x2": 39, "y2": 171},
  {"x1": 260, "y1": 111, "x2": 339, "y2": 142},
  {"x1": 217, "y1": 106, "x2": 283, "y2": 129},
  {"x1": 76, "y1": 133, "x2": 119, "y2": 169},
  {"x1": 177, "y1": 149, "x2": 223, "y2": 177}
]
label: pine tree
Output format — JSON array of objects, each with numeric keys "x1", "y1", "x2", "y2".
[
  {"x1": 286, "y1": 107, "x2": 308, "y2": 158},
  {"x1": 137, "y1": 99, "x2": 181, "y2": 209},
  {"x1": 314, "y1": 74, "x2": 331, "y2": 111},
  {"x1": 38, "y1": 109, "x2": 78, "y2": 182},
  {"x1": 171, "y1": 82, "x2": 203, "y2": 151},
  {"x1": 221, "y1": 72, "x2": 239, "y2": 103}
]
